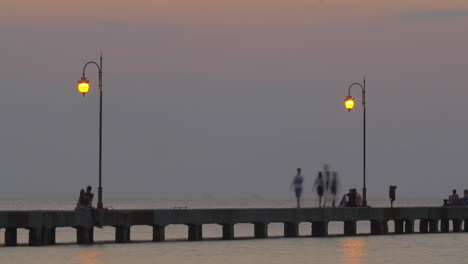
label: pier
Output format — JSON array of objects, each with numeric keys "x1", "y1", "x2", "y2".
[{"x1": 1, "y1": 207, "x2": 467, "y2": 246}]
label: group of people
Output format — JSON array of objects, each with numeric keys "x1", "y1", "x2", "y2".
[
  {"x1": 75, "y1": 186, "x2": 95, "y2": 210},
  {"x1": 339, "y1": 188, "x2": 363, "y2": 207},
  {"x1": 291, "y1": 165, "x2": 340, "y2": 208},
  {"x1": 447, "y1": 189, "x2": 468, "y2": 206}
]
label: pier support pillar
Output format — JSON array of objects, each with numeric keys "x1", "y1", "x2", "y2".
[
  {"x1": 284, "y1": 222, "x2": 299, "y2": 237},
  {"x1": 152, "y1": 225, "x2": 166, "y2": 242},
  {"x1": 222, "y1": 224, "x2": 234, "y2": 240},
  {"x1": 429, "y1": 220, "x2": 439, "y2": 233},
  {"x1": 254, "y1": 223, "x2": 268, "y2": 239},
  {"x1": 188, "y1": 224, "x2": 203, "y2": 241},
  {"x1": 42, "y1": 227, "x2": 56, "y2": 245},
  {"x1": 452, "y1": 219, "x2": 462, "y2": 232},
  {"x1": 394, "y1": 220, "x2": 404, "y2": 234},
  {"x1": 5, "y1": 228, "x2": 17, "y2": 246},
  {"x1": 371, "y1": 221, "x2": 387, "y2": 235},
  {"x1": 383, "y1": 221, "x2": 389, "y2": 234},
  {"x1": 77, "y1": 227, "x2": 93, "y2": 244},
  {"x1": 116, "y1": 226, "x2": 131, "y2": 243},
  {"x1": 419, "y1": 220, "x2": 428, "y2": 233},
  {"x1": 404, "y1": 220, "x2": 414, "y2": 233},
  {"x1": 464, "y1": 219, "x2": 468, "y2": 232},
  {"x1": 344, "y1": 221, "x2": 357, "y2": 236},
  {"x1": 440, "y1": 219, "x2": 449, "y2": 233},
  {"x1": 312, "y1": 221, "x2": 328, "y2": 237},
  {"x1": 28, "y1": 228, "x2": 43, "y2": 246}
]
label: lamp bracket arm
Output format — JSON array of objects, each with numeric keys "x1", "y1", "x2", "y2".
[{"x1": 82, "y1": 61, "x2": 101, "y2": 77}]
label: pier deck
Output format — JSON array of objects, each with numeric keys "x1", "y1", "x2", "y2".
[{"x1": 1, "y1": 207, "x2": 467, "y2": 246}]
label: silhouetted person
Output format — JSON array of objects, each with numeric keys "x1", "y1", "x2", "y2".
[
  {"x1": 291, "y1": 168, "x2": 304, "y2": 208},
  {"x1": 330, "y1": 172, "x2": 338, "y2": 207},
  {"x1": 449, "y1": 189, "x2": 460, "y2": 206},
  {"x1": 313, "y1": 172, "x2": 325, "y2": 208},
  {"x1": 345, "y1": 189, "x2": 357, "y2": 207},
  {"x1": 464, "y1": 190, "x2": 468, "y2": 206},
  {"x1": 85, "y1": 186, "x2": 94, "y2": 208},
  {"x1": 75, "y1": 189, "x2": 89, "y2": 210},
  {"x1": 323, "y1": 164, "x2": 331, "y2": 207},
  {"x1": 356, "y1": 189, "x2": 363, "y2": 207}
]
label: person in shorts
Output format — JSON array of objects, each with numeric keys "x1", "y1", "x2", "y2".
[
  {"x1": 291, "y1": 168, "x2": 304, "y2": 208},
  {"x1": 313, "y1": 172, "x2": 325, "y2": 208}
]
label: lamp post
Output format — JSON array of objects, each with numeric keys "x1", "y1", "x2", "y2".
[
  {"x1": 77, "y1": 55, "x2": 104, "y2": 209},
  {"x1": 344, "y1": 78, "x2": 367, "y2": 207}
]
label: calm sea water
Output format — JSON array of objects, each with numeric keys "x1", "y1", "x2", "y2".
[{"x1": 0, "y1": 198, "x2": 467, "y2": 264}]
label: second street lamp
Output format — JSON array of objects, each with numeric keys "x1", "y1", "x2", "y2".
[
  {"x1": 343, "y1": 78, "x2": 367, "y2": 207},
  {"x1": 77, "y1": 55, "x2": 104, "y2": 209}
]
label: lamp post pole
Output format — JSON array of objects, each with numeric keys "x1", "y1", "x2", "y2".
[
  {"x1": 79, "y1": 55, "x2": 104, "y2": 209},
  {"x1": 345, "y1": 78, "x2": 367, "y2": 207}
]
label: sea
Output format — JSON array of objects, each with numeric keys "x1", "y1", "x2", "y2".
[{"x1": 0, "y1": 198, "x2": 467, "y2": 264}]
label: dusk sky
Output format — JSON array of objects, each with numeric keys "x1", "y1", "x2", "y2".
[{"x1": 0, "y1": 0, "x2": 468, "y2": 200}]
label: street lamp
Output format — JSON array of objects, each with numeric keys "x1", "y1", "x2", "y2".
[
  {"x1": 343, "y1": 78, "x2": 367, "y2": 207},
  {"x1": 77, "y1": 55, "x2": 104, "y2": 209}
]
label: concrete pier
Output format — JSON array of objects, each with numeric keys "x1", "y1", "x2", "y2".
[
  {"x1": 284, "y1": 222, "x2": 299, "y2": 237},
  {"x1": 344, "y1": 221, "x2": 357, "y2": 236},
  {"x1": 222, "y1": 223, "x2": 235, "y2": 240},
  {"x1": 419, "y1": 219, "x2": 429, "y2": 233},
  {"x1": 152, "y1": 225, "x2": 166, "y2": 242},
  {"x1": 405, "y1": 220, "x2": 414, "y2": 233},
  {"x1": 5, "y1": 228, "x2": 17, "y2": 246},
  {"x1": 254, "y1": 223, "x2": 268, "y2": 239},
  {"x1": 429, "y1": 220, "x2": 439, "y2": 233},
  {"x1": 0, "y1": 207, "x2": 467, "y2": 246},
  {"x1": 440, "y1": 219, "x2": 449, "y2": 233},
  {"x1": 116, "y1": 226, "x2": 131, "y2": 243},
  {"x1": 394, "y1": 220, "x2": 404, "y2": 234},
  {"x1": 312, "y1": 221, "x2": 328, "y2": 236},
  {"x1": 77, "y1": 227, "x2": 93, "y2": 244},
  {"x1": 453, "y1": 219, "x2": 462, "y2": 232},
  {"x1": 188, "y1": 224, "x2": 202, "y2": 241}
]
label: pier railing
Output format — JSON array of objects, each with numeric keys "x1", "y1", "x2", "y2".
[{"x1": 1, "y1": 207, "x2": 467, "y2": 246}]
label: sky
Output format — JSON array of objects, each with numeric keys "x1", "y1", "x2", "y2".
[{"x1": 0, "y1": 0, "x2": 468, "y2": 200}]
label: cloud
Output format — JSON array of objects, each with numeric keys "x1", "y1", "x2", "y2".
[{"x1": 401, "y1": 9, "x2": 468, "y2": 20}]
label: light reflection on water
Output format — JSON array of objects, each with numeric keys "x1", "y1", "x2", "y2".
[
  {"x1": 340, "y1": 238, "x2": 368, "y2": 264},
  {"x1": 77, "y1": 249, "x2": 103, "y2": 264}
]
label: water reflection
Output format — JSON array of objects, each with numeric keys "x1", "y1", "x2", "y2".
[
  {"x1": 340, "y1": 238, "x2": 368, "y2": 264},
  {"x1": 78, "y1": 249, "x2": 104, "y2": 264}
]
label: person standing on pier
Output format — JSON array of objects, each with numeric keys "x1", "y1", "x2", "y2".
[
  {"x1": 322, "y1": 164, "x2": 331, "y2": 207},
  {"x1": 313, "y1": 172, "x2": 325, "y2": 208},
  {"x1": 85, "y1": 186, "x2": 94, "y2": 208},
  {"x1": 291, "y1": 168, "x2": 304, "y2": 208},
  {"x1": 330, "y1": 172, "x2": 338, "y2": 207}
]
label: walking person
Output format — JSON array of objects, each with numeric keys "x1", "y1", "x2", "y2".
[
  {"x1": 330, "y1": 172, "x2": 338, "y2": 207},
  {"x1": 322, "y1": 164, "x2": 331, "y2": 207},
  {"x1": 291, "y1": 168, "x2": 304, "y2": 208},
  {"x1": 313, "y1": 172, "x2": 325, "y2": 208}
]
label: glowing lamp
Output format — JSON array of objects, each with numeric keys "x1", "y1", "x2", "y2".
[
  {"x1": 344, "y1": 96, "x2": 355, "y2": 112},
  {"x1": 77, "y1": 77, "x2": 90, "y2": 96}
]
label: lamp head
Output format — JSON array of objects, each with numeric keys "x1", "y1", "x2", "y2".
[
  {"x1": 344, "y1": 96, "x2": 355, "y2": 112},
  {"x1": 77, "y1": 76, "x2": 90, "y2": 96}
]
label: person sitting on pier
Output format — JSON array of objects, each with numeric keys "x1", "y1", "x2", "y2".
[
  {"x1": 356, "y1": 190, "x2": 363, "y2": 207},
  {"x1": 339, "y1": 193, "x2": 348, "y2": 207},
  {"x1": 448, "y1": 189, "x2": 462, "y2": 206},
  {"x1": 464, "y1": 189, "x2": 468, "y2": 206},
  {"x1": 345, "y1": 189, "x2": 358, "y2": 207},
  {"x1": 75, "y1": 189, "x2": 91, "y2": 211},
  {"x1": 85, "y1": 186, "x2": 94, "y2": 208}
]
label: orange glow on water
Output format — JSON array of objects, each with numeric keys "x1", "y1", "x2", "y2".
[{"x1": 341, "y1": 238, "x2": 368, "y2": 264}]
